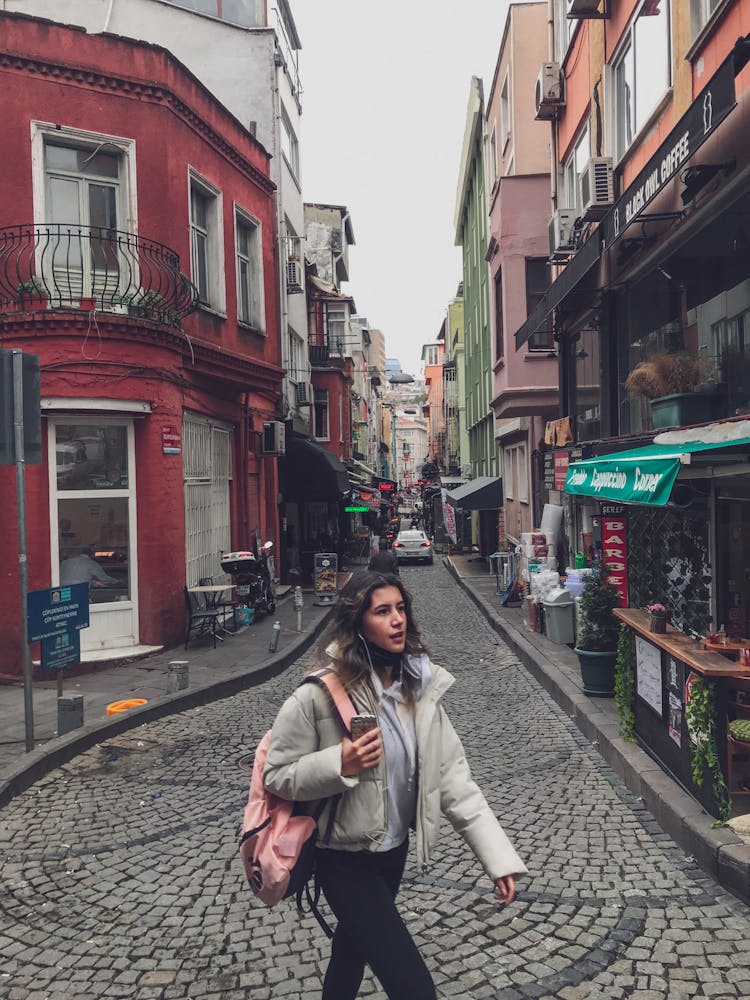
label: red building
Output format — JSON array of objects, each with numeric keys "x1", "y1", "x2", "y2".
[{"x1": 0, "y1": 13, "x2": 282, "y2": 676}]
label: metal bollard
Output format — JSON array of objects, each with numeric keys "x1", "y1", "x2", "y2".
[
  {"x1": 57, "y1": 694, "x2": 84, "y2": 736},
  {"x1": 293, "y1": 586, "x2": 304, "y2": 632},
  {"x1": 167, "y1": 660, "x2": 189, "y2": 694},
  {"x1": 269, "y1": 620, "x2": 282, "y2": 652}
]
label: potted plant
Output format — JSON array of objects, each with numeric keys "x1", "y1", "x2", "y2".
[
  {"x1": 647, "y1": 602, "x2": 670, "y2": 634},
  {"x1": 17, "y1": 276, "x2": 48, "y2": 310},
  {"x1": 574, "y1": 562, "x2": 622, "y2": 697},
  {"x1": 624, "y1": 350, "x2": 712, "y2": 428},
  {"x1": 121, "y1": 289, "x2": 162, "y2": 318}
]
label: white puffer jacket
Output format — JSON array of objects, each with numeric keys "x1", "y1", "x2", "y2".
[{"x1": 263, "y1": 652, "x2": 527, "y2": 883}]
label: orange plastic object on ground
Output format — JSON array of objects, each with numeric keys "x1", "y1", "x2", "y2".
[{"x1": 106, "y1": 698, "x2": 148, "y2": 716}]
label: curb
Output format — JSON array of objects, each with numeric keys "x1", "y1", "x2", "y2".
[
  {"x1": 444, "y1": 556, "x2": 750, "y2": 905},
  {"x1": 0, "y1": 608, "x2": 331, "y2": 810}
]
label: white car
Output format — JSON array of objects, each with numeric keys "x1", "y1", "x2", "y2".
[{"x1": 392, "y1": 530, "x2": 433, "y2": 565}]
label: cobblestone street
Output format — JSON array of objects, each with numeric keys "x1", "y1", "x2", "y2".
[{"x1": 2, "y1": 562, "x2": 750, "y2": 1000}]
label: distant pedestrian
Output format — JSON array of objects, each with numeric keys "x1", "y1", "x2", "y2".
[
  {"x1": 368, "y1": 549, "x2": 399, "y2": 575},
  {"x1": 263, "y1": 570, "x2": 526, "y2": 999}
]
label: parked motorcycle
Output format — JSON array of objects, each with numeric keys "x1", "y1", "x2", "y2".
[{"x1": 220, "y1": 541, "x2": 276, "y2": 617}]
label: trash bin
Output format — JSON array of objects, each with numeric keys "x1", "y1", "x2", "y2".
[{"x1": 543, "y1": 588, "x2": 575, "y2": 645}]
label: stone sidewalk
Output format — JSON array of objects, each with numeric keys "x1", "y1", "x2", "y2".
[
  {"x1": 0, "y1": 582, "x2": 340, "y2": 808},
  {"x1": 445, "y1": 552, "x2": 750, "y2": 906}
]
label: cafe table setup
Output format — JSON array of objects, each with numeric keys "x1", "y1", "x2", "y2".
[{"x1": 187, "y1": 583, "x2": 236, "y2": 634}]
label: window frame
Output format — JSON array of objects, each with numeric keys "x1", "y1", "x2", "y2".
[
  {"x1": 280, "y1": 105, "x2": 300, "y2": 181},
  {"x1": 188, "y1": 169, "x2": 225, "y2": 315},
  {"x1": 500, "y1": 74, "x2": 511, "y2": 152},
  {"x1": 610, "y1": 0, "x2": 672, "y2": 163},
  {"x1": 494, "y1": 268, "x2": 504, "y2": 359},
  {"x1": 234, "y1": 205, "x2": 265, "y2": 333},
  {"x1": 561, "y1": 120, "x2": 590, "y2": 218},
  {"x1": 313, "y1": 388, "x2": 330, "y2": 441},
  {"x1": 525, "y1": 258, "x2": 554, "y2": 350}
]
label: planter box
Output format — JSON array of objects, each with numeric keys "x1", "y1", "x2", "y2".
[
  {"x1": 574, "y1": 647, "x2": 617, "y2": 697},
  {"x1": 650, "y1": 392, "x2": 713, "y2": 429}
]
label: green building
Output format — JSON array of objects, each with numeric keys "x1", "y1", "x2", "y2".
[{"x1": 454, "y1": 76, "x2": 496, "y2": 481}]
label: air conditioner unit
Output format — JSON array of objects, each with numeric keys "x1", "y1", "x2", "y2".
[
  {"x1": 549, "y1": 209, "x2": 577, "y2": 257},
  {"x1": 534, "y1": 63, "x2": 564, "y2": 120},
  {"x1": 581, "y1": 157, "x2": 615, "y2": 220},
  {"x1": 261, "y1": 420, "x2": 286, "y2": 455},
  {"x1": 286, "y1": 258, "x2": 303, "y2": 294},
  {"x1": 569, "y1": 0, "x2": 606, "y2": 18},
  {"x1": 295, "y1": 381, "x2": 313, "y2": 407}
]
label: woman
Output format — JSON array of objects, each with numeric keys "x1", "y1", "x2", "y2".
[{"x1": 264, "y1": 571, "x2": 527, "y2": 999}]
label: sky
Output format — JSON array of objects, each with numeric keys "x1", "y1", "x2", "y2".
[{"x1": 292, "y1": 0, "x2": 512, "y2": 378}]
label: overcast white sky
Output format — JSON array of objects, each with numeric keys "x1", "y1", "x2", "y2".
[{"x1": 293, "y1": 0, "x2": 512, "y2": 378}]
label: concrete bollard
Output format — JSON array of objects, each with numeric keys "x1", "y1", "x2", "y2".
[
  {"x1": 58, "y1": 694, "x2": 84, "y2": 736},
  {"x1": 167, "y1": 660, "x2": 189, "y2": 694}
]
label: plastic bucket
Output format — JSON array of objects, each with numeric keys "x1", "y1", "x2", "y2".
[{"x1": 106, "y1": 698, "x2": 147, "y2": 716}]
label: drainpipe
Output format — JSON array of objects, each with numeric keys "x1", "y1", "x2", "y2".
[{"x1": 271, "y1": 37, "x2": 291, "y2": 413}]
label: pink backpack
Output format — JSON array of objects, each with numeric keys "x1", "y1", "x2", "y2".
[{"x1": 239, "y1": 669, "x2": 359, "y2": 934}]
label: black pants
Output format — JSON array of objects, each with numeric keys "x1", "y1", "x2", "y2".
[{"x1": 316, "y1": 840, "x2": 436, "y2": 1000}]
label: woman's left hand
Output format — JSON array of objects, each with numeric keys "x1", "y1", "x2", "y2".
[{"x1": 493, "y1": 875, "x2": 515, "y2": 906}]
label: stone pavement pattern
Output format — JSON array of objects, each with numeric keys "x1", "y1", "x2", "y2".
[{"x1": 2, "y1": 562, "x2": 750, "y2": 1000}]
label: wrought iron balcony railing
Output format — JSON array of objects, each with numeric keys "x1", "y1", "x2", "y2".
[{"x1": 0, "y1": 224, "x2": 198, "y2": 327}]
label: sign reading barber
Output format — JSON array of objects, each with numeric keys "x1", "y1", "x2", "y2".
[{"x1": 601, "y1": 54, "x2": 736, "y2": 250}]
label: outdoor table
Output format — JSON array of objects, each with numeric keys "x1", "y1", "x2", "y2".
[
  {"x1": 188, "y1": 584, "x2": 236, "y2": 631},
  {"x1": 614, "y1": 608, "x2": 750, "y2": 817}
]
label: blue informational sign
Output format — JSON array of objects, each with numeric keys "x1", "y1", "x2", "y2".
[
  {"x1": 40, "y1": 629, "x2": 81, "y2": 673},
  {"x1": 27, "y1": 583, "x2": 90, "y2": 642}
]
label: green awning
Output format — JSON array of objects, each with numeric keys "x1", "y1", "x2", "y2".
[{"x1": 565, "y1": 423, "x2": 750, "y2": 505}]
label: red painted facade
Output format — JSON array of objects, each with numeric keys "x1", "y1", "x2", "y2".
[{"x1": 0, "y1": 13, "x2": 282, "y2": 676}]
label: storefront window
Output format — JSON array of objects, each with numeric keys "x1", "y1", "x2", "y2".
[
  {"x1": 619, "y1": 191, "x2": 750, "y2": 434},
  {"x1": 58, "y1": 497, "x2": 130, "y2": 603},
  {"x1": 716, "y1": 483, "x2": 749, "y2": 639},
  {"x1": 55, "y1": 425, "x2": 128, "y2": 490},
  {"x1": 574, "y1": 327, "x2": 601, "y2": 441}
]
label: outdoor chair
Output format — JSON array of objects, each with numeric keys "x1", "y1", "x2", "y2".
[{"x1": 184, "y1": 587, "x2": 221, "y2": 649}]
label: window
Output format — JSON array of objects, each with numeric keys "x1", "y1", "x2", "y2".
[
  {"x1": 288, "y1": 329, "x2": 304, "y2": 382},
  {"x1": 691, "y1": 0, "x2": 723, "y2": 37},
  {"x1": 163, "y1": 0, "x2": 255, "y2": 27},
  {"x1": 326, "y1": 306, "x2": 346, "y2": 353},
  {"x1": 554, "y1": 0, "x2": 577, "y2": 62},
  {"x1": 423, "y1": 345, "x2": 439, "y2": 366},
  {"x1": 43, "y1": 139, "x2": 123, "y2": 299},
  {"x1": 189, "y1": 173, "x2": 224, "y2": 312},
  {"x1": 489, "y1": 127, "x2": 497, "y2": 188},
  {"x1": 280, "y1": 107, "x2": 300, "y2": 179},
  {"x1": 314, "y1": 389, "x2": 330, "y2": 440},
  {"x1": 613, "y1": 0, "x2": 671, "y2": 159},
  {"x1": 500, "y1": 77, "x2": 510, "y2": 150},
  {"x1": 52, "y1": 422, "x2": 132, "y2": 605},
  {"x1": 517, "y1": 444, "x2": 529, "y2": 503},
  {"x1": 494, "y1": 269, "x2": 504, "y2": 358},
  {"x1": 562, "y1": 122, "x2": 590, "y2": 217},
  {"x1": 503, "y1": 448, "x2": 515, "y2": 500},
  {"x1": 235, "y1": 210, "x2": 264, "y2": 330},
  {"x1": 526, "y1": 258, "x2": 553, "y2": 349}
]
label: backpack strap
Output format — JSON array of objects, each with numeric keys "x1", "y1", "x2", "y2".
[{"x1": 302, "y1": 668, "x2": 360, "y2": 738}]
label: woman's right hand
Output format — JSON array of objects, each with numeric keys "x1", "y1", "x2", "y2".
[{"x1": 341, "y1": 727, "x2": 383, "y2": 776}]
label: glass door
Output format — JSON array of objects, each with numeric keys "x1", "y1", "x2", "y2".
[{"x1": 49, "y1": 418, "x2": 138, "y2": 652}]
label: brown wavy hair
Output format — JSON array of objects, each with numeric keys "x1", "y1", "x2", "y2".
[{"x1": 317, "y1": 570, "x2": 428, "y2": 703}]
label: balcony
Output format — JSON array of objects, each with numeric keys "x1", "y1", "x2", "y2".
[
  {"x1": 309, "y1": 337, "x2": 345, "y2": 369},
  {"x1": 0, "y1": 224, "x2": 197, "y2": 328}
]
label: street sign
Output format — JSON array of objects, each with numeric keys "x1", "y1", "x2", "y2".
[
  {"x1": 27, "y1": 583, "x2": 90, "y2": 642},
  {"x1": 0, "y1": 349, "x2": 41, "y2": 465},
  {"x1": 40, "y1": 629, "x2": 81, "y2": 673}
]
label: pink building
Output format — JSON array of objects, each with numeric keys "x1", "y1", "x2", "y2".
[
  {"x1": 485, "y1": 1, "x2": 559, "y2": 540},
  {"x1": 421, "y1": 337, "x2": 445, "y2": 467}
]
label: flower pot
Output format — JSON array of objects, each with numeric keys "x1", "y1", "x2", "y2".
[
  {"x1": 649, "y1": 612, "x2": 670, "y2": 634},
  {"x1": 650, "y1": 392, "x2": 713, "y2": 429},
  {"x1": 574, "y1": 647, "x2": 617, "y2": 697},
  {"x1": 20, "y1": 293, "x2": 48, "y2": 311}
]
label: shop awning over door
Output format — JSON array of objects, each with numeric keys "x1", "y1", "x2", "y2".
[
  {"x1": 445, "y1": 476, "x2": 503, "y2": 511},
  {"x1": 565, "y1": 421, "x2": 750, "y2": 505},
  {"x1": 279, "y1": 435, "x2": 350, "y2": 502}
]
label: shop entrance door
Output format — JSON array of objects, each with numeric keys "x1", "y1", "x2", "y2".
[{"x1": 49, "y1": 419, "x2": 138, "y2": 652}]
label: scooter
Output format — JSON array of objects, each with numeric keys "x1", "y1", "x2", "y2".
[{"x1": 220, "y1": 541, "x2": 276, "y2": 617}]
